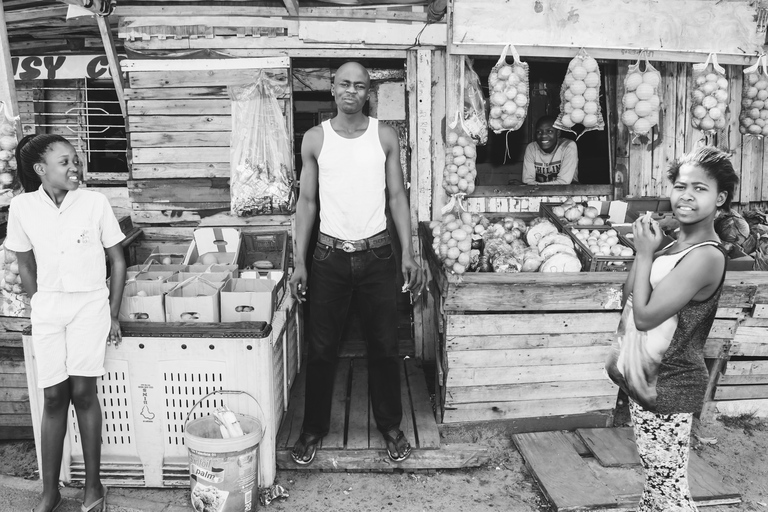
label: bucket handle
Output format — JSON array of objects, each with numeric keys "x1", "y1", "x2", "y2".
[{"x1": 185, "y1": 389, "x2": 267, "y2": 438}]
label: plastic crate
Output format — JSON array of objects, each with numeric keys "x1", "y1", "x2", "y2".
[
  {"x1": 564, "y1": 225, "x2": 636, "y2": 272},
  {"x1": 238, "y1": 231, "x2": 289, "y2": 307},
  {"x1": 23, "y1": 295, "x2": 299, "y2": 488}
]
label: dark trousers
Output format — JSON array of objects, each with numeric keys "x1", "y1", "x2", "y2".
[{"x1": 302, "y1": 240, "x2": 402, "y2": 437}]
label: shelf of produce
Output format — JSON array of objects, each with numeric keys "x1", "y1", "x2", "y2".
[{"x1": 418, "y1": 220, "x2": 768, "y2": 428}]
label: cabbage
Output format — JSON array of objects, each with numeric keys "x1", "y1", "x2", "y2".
[{"x1": 714, "y1": 209, "x2": 752, "y2": 255}]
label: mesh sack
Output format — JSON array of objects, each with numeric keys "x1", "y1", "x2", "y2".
[
  {"x1": 739, "y1": 55, "x2": 768, "y2": 137},
  {"x1": 432, "y1": 195, "x2": 481, "y2": 275},
  {"x1": 690, "y1": 53, "x2": 729, "y2": 133},
  {"x1": 461, "y1": 58, "x2": 488, "y2": 146},
  {"x1": 228, "y1": 73, "x2": 294, "y2": 216},
  {"x1": 442, "y1": 112, "x2": 477, "y2": 196},
  {"x1": 620, "y1": 54, "x2": 662, "y2": 140},
  {"x1": 554, "y1": 49, "x2": 605, "y2": 139},
  {"x1": 0, "y1": 101, "x2": 19, "y2": 191},
  {"x1": 488, "y1": 44, "x2": 530, "y2": 134}
]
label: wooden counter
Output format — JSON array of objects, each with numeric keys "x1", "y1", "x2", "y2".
[{"x1": 419, "y1": 222, "x2": 768, "y2": 428}]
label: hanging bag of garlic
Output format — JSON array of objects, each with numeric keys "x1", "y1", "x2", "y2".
[
  {"x1": 554, "y1": 48, "x2": 605, "y2": 140},
  {"x1": 690, "y1": 53, "x2": 729, "y2": 134},
  {"x1": 739, "y1": 54, "x2": 768, "y2": 137},
  {"x1": 620, "y1": 53, "x2": 662, "y2": 142},
  {"x1": 488, "y1": 44, "x2": 530, "y2": 134}
]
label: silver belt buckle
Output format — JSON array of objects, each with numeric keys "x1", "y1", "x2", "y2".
[{"x1": 341, "y1": 240, "x2": 356, "y2": 253}]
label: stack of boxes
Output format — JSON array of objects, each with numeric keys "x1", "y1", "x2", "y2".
[{"x1": 120, "y1": 228, "x2": 288, "y2": 324}]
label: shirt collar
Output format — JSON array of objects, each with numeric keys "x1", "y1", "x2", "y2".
[{"x1": 35, "y1": 186, "x2": 80, "y2": 212}]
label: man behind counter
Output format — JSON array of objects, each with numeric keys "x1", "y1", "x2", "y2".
[{"x1": 522, "y1": 115, "x2": 579, "y2": 185}]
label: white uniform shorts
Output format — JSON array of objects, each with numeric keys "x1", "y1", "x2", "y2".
[{"x1": 31, "y1": 288, "x2": 111, "y2": 389}]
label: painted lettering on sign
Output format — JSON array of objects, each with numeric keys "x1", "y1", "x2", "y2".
[{"x1": 12, "y1": 55, "x2": 126, "y2": 80}]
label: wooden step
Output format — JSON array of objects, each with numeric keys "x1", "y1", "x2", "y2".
[{"x1": 276, "y1": 358, "x2": 487, "y2": 471}]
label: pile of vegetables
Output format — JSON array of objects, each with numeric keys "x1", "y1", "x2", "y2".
[
  {"x1": 548, "y1": 198, "x2": 605, "y2": 227},
  {"x1": 0, "y1": 109, "x2": 18, "y2": 190},
  {"x1": 571, "y1": 227, "x2": 634, "y2": 258},
  {"x1": 0, "y1": 246, "x2": 23, "y2": 295},
  {"x1": 429, "y1": 213, "x2": 582, "y2": 274}
]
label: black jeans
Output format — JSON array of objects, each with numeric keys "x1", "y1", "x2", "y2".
[{"x1": 302, "y1": 240, "x2": 402, "y2": 437}]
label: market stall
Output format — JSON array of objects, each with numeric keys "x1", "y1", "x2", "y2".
[{"x1": 414, "y1": 0, "x2": 768, "y2": 429}]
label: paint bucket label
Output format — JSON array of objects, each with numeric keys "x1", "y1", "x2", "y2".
[{"x1": 188, "y1": 445, "x2": 259, "y2": 512}]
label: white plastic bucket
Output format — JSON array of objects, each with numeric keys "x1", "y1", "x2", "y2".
[{"x1": 185, "y1": 391, "x2": 265, "y2": 512}]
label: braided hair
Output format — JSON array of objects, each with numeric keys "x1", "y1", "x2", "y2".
[{"x1": 14, "y1": 134, "x2": 69, "y2": 192}]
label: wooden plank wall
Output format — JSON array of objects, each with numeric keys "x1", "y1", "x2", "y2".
[
  {"x1": 125, "y1": 67, "x2": 293, "y2": 227},
  {"x1": 623, "y1": 61, "x2": 768, "y2": 211}
]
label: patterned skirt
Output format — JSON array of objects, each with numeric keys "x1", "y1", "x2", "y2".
[{"x1": 629, "y1": 400, "x2": 698, "y2": 512}]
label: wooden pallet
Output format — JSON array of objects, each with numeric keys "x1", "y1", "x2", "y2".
[
  {"x1": 275, "y1": 357, "x2": 489, "y2": 471},
  {"x1": 513, "y1": 427, "x2": 741, "y2": 511},
  {"x1": 0, "y1": 331, "x2": 32, "y2": 440}
]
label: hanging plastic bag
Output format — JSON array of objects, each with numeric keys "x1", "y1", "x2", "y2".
[
  {"x1": 620, "y1": 53, "x2": 662, "y2": 140},
  {"x1": 690, "y1": 53, "x2": 728, "y2": 133},
  {"x1": 488, "y1": 44, "x2": 530, "y2": 134},
  {"x1": 461, "y1": 58, "x2": 488, "y2": 146},
  {"x1": 739, "y1": 54, "x2": 768, "y2": 137},
  {"x1": 0, "y1": 102, "x2": 19, "y2": 191},
  {"x1": 554, "y1": 48, "x2": 605, "y2": 139},
  {"x1": 442, "y1": 112, "x2": 477, "y2": 196},
  {"x1": 228, "y1": 73, "x2": 294, "y2": 216}
]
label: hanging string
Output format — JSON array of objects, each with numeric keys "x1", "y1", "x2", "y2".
[{"x1": 502, "y1": 129, "x2": 513, "y2": 164}]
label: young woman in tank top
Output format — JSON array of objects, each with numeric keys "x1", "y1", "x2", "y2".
[{"x1": 608, "y1": 146, "x2": 738, "y2": 511}]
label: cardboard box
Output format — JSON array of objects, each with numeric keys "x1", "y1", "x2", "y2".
[
  {"x1": 165, "y1": 277, "x2": 224, "y2": 323},
  {"x1": 120, "y1": 281, "x2": 175, "y2": 322},
  {"x1": 144, "y1": 244, "x2": 190, "y2": 265},
  {"x1": 186, "y1": 264, "x2": 239, "y2": 279},
  {"x1": 239, "y1": 270, "x2": 286, "y2": 306},
  {"x1": 184, "y1": 227, "x2": 242, "y2": 266},
  {"x1": 167, "y1": 271, "x2": 231, "y2": 284},
  {"x1": 220, "y1": 278, "x2": 278, "y2": 323},
  {"x1": 127, "y1": 263, "x2": 187, "y2": 274},
  {"x1": 126, "y1": 270, "x2": 177, "y2": 282}
]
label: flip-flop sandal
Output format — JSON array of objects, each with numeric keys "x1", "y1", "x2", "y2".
[
  {"x1": 291, "y1": 433, "x2": 321, "y2": 465},
  {"x1": 81, "y1": 485, "x2": 107, "y2": 512},
  {"x1": 383, "y1": 429, "x2": 412, "y2": 462},
  {"x1": 32, "y1": 493, "x2": 63, "y2": 512}
]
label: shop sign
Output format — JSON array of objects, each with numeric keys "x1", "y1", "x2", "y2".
[{"x1": 12, "y1": 55, "x2": 127, "y2": 81}]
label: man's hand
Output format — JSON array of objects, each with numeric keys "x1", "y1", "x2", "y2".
[
  {"x1": 401, "y1": 253, "x2": 429, "y2": 299},
  {"x1": 289, "y1": 264, "x2": 309, "y2": 303},
  {"x1": 108, "y1": 316, "x2": 122, "y2": 347}
]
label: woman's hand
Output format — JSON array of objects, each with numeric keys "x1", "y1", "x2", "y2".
[
  {"x1": 108, "y1": 316, "x2": 122, "y2": 347},
  {"x1": 633, "y1": 211, "x2": 663, "y2": 257}
]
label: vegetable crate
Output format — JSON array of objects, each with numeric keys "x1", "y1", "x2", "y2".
[
  {"x1": 540, "y1": 203, "x2": 635, "y2": 272},
  {"x1": 23, "y1": 294, "x2": 300, "y2": 489},
  {"x1": 565, "y1": 226, "x2": 636, "y2": 273}
]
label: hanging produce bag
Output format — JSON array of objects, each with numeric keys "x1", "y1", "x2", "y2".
[
  {"x1": 620, "y1": 54, "x2": 662, "y2": 140},
  {"x1": 690, "y1": 53, "x2": 728, "y2": 133},
  {"x1": 442, "y1": 112, "x2": 477, "y2": 196},
  {"x1": 228, "y1": 73, "x2": 294, "y2": 216},
  {"x1": 554, "y1": 49, "x2": 605, "y2": 139},
  {"x1": 460, "y1": 58, "x2": 488, "y2": 146},
  {"x1": 488, "y1": 44, "x2": 530, "y2": 133},
  {"x1": 431, "y1": 195, "x2": 482, "y2": 275},
  {"x1": 0, "y1": 101, "x2": 19, "y2": 191},
  {"x1": 739, "y1": 54, "x2": 768, "y2": 137}
]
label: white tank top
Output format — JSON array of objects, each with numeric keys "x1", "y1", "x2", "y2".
[{"x1": 317, "y1": 117, "x2": 387, "y2": 240}]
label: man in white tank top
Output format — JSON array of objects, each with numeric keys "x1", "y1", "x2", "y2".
[{"x1": 289, "y1": 62, "x2": 429, "y2": 465}]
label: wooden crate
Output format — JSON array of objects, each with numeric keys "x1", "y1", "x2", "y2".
[
  {"x1": 23, "y1": 295, "x2": 298, "y2": 487},
  {"x1": 0, "y1": 331, "x2": 32, "y2": 440}
]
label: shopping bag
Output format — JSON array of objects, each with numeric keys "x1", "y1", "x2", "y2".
[{"x1": 461, "y1": 58, "x2": 488, "y2": 146}]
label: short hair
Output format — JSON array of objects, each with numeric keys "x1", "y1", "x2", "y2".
[
  {"x1": 667, "y1": 146, "x2": 739, "y2": 211},
  {"x1": 535, "y1": 115, "x2": 557, "y2": 129}
]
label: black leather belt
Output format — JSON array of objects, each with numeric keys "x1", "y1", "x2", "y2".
[{"x1": 318, "y1": 231, "x2": 391, "y2": 253}]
